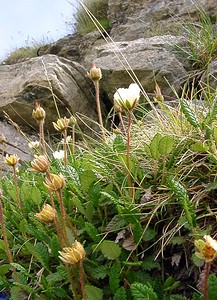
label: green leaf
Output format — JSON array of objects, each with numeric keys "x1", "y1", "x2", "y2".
[
  {"x1": 131, "y1": 282, "x2": 158, "y2": 300},
  {"x1": 191, "y1": 141, "x2": 209, "y2": 152},
  {"x1": 208, "y1": 274, "x2": 217, "y2": 300},
  {"x1": 113, "y1": 134, "x2": 126, "y2": 152},
  {"x1": 105, "y1": 215, "x2": 126, "y2": 232},
  {"x1": 85, "y1": 285, "x2": 103, "y2": 300},
  {"x1": 91, "y1": 265, "x2": 108, "y2": 280},
  {"x1": 143, "y1": 227, "x2": 157, "y2": 242},
  {"x1": 180, "y1": 98, "x2": 200, "y2": 128},
  {"x1": 109, "y1": 262, "x2": 120, "y2": 293},
  {"x1": 85, "y1": 222, "x2": 100, "y2": 242},
  {"x1": 80, "y1": 170, "x2": 97, "y2": 193},
  {"x1": 149, "y1": 133, "x2": 162, "y2": 159},
  {"x1": 114, "y1": 287, "x2": 127, "y2": 300},
  {"x1": 31, "y1": 186, "x2": 42, "y2": 205},
  {"x1": 133, "y1": 222, "x2": 143, "y2": 244},
  {"x1": 192, "y1": 292, "x2": 203, "y2": 300},
  {"x1": 169, "y1": 295, "x2": 188, "y2": 300},
  {"x1": 25, "y1": 242, "x2": 49, "y2": 270},
  {"x1": 99, "y1": 240, "x2": 121, "y2": 260},
  {"x1": 50, "y1": 234, "x2": 61, "y2": 258},
  {"x1": 158, "y1": 135, "x2": 174, "y2": 156},
  {"x1": 168, "y1": 177, "x2": 196, "y2": 228},
  {"x1": 71, "y1": 196, "x2": 85, "y2": 215},
  {"x1": 0, "y1": 264, "x2": 11, "y2": 275}
]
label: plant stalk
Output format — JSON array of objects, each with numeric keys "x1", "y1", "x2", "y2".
[
  {"x1": 204, "y1": 261, "x2": 211, "y2": 300},
  {"x1": 94, "y1": 80, "x2": 106, "y2": 142},
  {"x1": 126, "y1": 110, "x2": 134, "y2": 199}
]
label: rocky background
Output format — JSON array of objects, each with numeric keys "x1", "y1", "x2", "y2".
[{"x1": 0, "y1": 0, "x2": 217, "y2": 165}]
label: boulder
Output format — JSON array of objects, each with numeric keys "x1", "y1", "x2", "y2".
[
  {"x1": 92, "y1": 35, "x2": 189, "y2": 100},
  {"x1": 0, "y1": 54, "x2": 97, "y2": 133},
  {"x1": 108, "y1": 0, "x2": 217, "y2": 41},
  {"x1": 0, "y1": 120, "x2": 36, "y2": 172}
]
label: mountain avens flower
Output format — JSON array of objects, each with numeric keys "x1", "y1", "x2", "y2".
[
  {"x1": 194, "y1": 235, "x2": 217, "y2": 262},
  {"x1": 35, "y1": 204, "x2": 56, "y2": 223},
  {"x1": 59, "y1": 241, "x2": 86, "y2": 265},
  {"x1": 31, "y1": 155, "x2": 49, "y2": 173},
  {"x1": 32, "y1": 102, "x2": 46, "y2": 123},
  {"x1": 4, "y1": 154, "x2": 20, "y2": 166},
  {"x1": 44, "y1": 173, "x2": 66, "y2": 191},
  {"x1": 53, "y1": 117, "x2": 70, "y2": 132},
  {"x1": 114, "y1": 83, "x2": 141, "y2": 111},
  {"x1": 87, "y1": 64, "x2": 102, "y2": 82},
  {"x1": 53, "y1": 150, "x2": 64, "y2": 160},
  {"x1": 28, "y1": 141, "x2": 40, "y2": 149}
]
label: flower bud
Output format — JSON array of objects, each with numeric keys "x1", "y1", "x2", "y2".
[
  {"x1": 35, "y1": 204, "x2": 56, "y2": 223},
  {"x1": 59, "y1": 241, "x2": 86, "y2": 265},
  {"x1": 70, "y1": 116, "x2": 77, "y2": 126},
  {"x1": 44, "y1": 173, "x2": 66, "y2": 191},
  {"x1": 154, "y1": 83, "x2": 164, "y2": 102},
  {"x1": 32, "y1": 102, "x2": 46, "y2": 123},
  {"x1": 87, "y1": 64, "x2": 102, "y2": 82},
  {"x1": 53, "y1": 117, "x2": 70, "y2": 132},
  {"x1": 4, "y1": 154, "x2": 20, "y2": 166},
  {"x1": 31, "y1": 155, "x2": 49, "y2": 173}
]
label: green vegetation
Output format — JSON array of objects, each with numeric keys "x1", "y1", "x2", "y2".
[
  {"x1": 73, "y1": 0, "x2": 109, "y2": 36},
  {"x1": 176, "y1": 6, "x2": 217, "y2": 69},
  {"x1": 1, "y1": 4, "x2": 217, "y2": 300}
]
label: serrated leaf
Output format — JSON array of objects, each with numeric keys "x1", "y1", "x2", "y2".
[
  {"x1": 92, "y1": 265, "x2": 108, "y2": 280},
  {"x1": 168, "y1": 177, "x2": 196, "y2": 228},
  {"x1": 133, "y1": 222, "x2": 143, "y2": 244},
  {"x1": 113, "y1": 134, "x2": 126, "y2": 152},
  {"x1": 80, "y1": 170, "x2": 97, "y2": 193},
  {"x1": 100, "y1": 240, "x2": 121, "y2": 260},
  {"x1": 180, "y1": 99, "x2": 200, "y2": 128},
  {"x1": 25, "y1": 242, "x2": 49, "y2": 270},
  {"x1": 50, "y1": 234, "x2": 61, "y2": 258},
  {"x1": 191, "y1": 141, "x2": 209, "y2": 152},
  {"x1": 144, "y1": 142, "x2": 151, "y2": 157},
  {"x1": 109, "y1": 262, "x2": 120, "y2": 293},
  {"x1": 105, "y1": 215, "x2": 126, "y2": 232},
  {"x1": 143, "y1": 227, "x2": 157, "y2": 242},
  {"x1": 208, "y1": 274, "x2": 217, "y2": 300},
  {"x1": 131, "y1": 282, "x2": 158, "y2": 300},
  {"x1": 31, "y1": 186, "x2": 42, "y2": 205},
  {"x1": 159, "y1": 135, "x2": 174, "y2": 156},
  {"x1": 85, "y1": 285, "x2": 103, "y2": 300},
  {"x1": 114, "y1": 287, "x2": 127, "y2": 300},
  {"x1": 0, "y1": 264, "x2": 11, "y2": 275},
  {"x1": 85, "y1": 222, "x2": 100, "y2": 242},
  {"x1": 169, "y1": 295, "x2": 188, "y2": 300},
  {"x1": 149, "y1": 133, "x2": 162, "y2": 159}
]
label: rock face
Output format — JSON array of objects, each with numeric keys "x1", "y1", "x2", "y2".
[
  {"x1": 0, "y1": 55, "x2": 97, "y2": 133},
  {"x1": 0, "y1": 0, "x2": 217, "y2": 163},
  {"x1": 108, "y1": 0, "x2": 217, "y2": 41},
  {"x1": 91, "y1": 35, "x2": 189, "y2": 99}
]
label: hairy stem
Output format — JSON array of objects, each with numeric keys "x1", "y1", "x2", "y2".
[
  {"x1": 126, "y1": 111, "x2": 134, "y2": 199},
  {"x1": 79, "y1": 260, "x2": 86, "y2": 300},
  {"x1": 204, "y1": 261, "x2": 211, "y2": 300},
  {"x1": 94, "y1": 80, "x2": 106, "y2": 142},
  {"x1": 13, "y1": 165, "x2": 22, "y2": 211},
  {"x1": 0, "y1": 194, "x2": 17, "y2": 280}
]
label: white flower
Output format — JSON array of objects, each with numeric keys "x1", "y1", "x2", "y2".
[
  {"x1": 204, "y1": 235, "x2": 217, "y2": 251},
  {"x1": 28, "y1": 141, "x2": 40, "y2": 149},
  {"x1": 114, "y1": 83, "x2": 141, "y2": 110},
  {"x1": 61, "y1": 136, "x2": 71, "y2": 144},
  {"x1": 53, "y1": 150, "x2": 65, "y2": 160}
]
